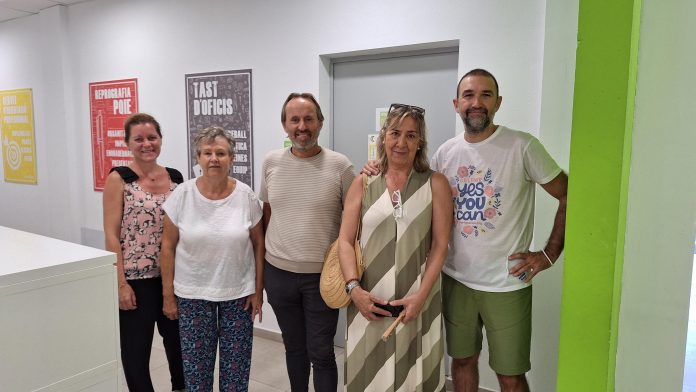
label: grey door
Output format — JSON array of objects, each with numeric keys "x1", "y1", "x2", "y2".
[
  {"x1": 330, "y1": 49, "x2": 459, "y2": 348},
  {"x1": 332, "y1": 49, "x2": 459, "y2": 168}
]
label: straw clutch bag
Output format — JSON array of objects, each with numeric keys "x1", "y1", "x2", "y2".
[{"x1": 320, "y1": 175, "x2": 367, "y2": 309}]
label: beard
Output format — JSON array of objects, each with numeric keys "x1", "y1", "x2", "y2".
[
  {"x1": 291, "y1": 135, "x2": 318, "y2": 151},
  {"x1": 292, "y1": 140, "x2": 317, "y2": 151},
  {"x1": 462, "y1": 109, "x2": 491, "y2": 134}
]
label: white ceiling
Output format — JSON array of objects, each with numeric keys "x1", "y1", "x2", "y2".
[{"x1": 0, "y1": 0, "x2": 89, "y2": 23}]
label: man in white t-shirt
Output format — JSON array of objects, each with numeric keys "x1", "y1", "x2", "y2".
[
  {"x1": 363, "y1": 69, "x2": 567, "y2": 391},
  {"x1": 433, "y1": 69, "x2": 568, "y2": 392}
]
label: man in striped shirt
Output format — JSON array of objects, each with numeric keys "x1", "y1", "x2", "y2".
[{"x1": 259, "y1": 92, "x2": 354, "y2": 392}]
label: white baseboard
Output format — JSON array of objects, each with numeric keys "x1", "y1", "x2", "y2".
[{"x1": 253, "y1": 326, "x2": 283, "y2": 343}]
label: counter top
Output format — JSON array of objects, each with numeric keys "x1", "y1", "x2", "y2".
[{"x1": 0, "y1": 226, "x2": 115, "y2": 286}]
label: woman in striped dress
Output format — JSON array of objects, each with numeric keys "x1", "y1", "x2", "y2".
[{"x1": 337, "y1": 104, "x2": 453, "y2": 392}]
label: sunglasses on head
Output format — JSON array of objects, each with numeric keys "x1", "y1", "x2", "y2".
[{"x1": 388, "y1": 103, "x2": 425, "y2": 115}]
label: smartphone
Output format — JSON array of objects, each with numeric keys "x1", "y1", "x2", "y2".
[{"x1": 373, "y1": 303, "x2": 404, "y2": 318}]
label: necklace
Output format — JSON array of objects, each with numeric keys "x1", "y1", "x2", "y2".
[
  {"x1": 145, "y1": 168, "x2": 160, "y2": 182},
  {"x1": 132, "y1": 164, "x2": 161, "y2": 184},
  {"x1": 385, "y1": 172, "x2": 408, "y2": 193}
]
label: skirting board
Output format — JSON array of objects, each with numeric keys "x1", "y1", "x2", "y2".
[{"x1": 253, "y1": 326, "x2": 283, "y2": 343}]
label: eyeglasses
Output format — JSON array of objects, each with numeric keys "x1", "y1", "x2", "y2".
[
  {"x1": 391, "y1": 190, "x2": 403, "y2": 219},
  {"x1": 388, "y1": 103, "x2": 425, "y2": 116}
]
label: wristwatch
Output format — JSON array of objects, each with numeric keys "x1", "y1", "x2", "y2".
[{"x1": 345, "y1": 280, "x2": 361, "y2": 295}]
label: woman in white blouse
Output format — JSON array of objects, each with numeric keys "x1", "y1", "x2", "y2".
[{"x1": 160, "y1": 126, "x2": 264, "y2": 391}]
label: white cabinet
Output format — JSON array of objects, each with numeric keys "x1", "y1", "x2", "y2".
[{"x1": 0, "y1": 226, "x2": 118, "y2": 391}]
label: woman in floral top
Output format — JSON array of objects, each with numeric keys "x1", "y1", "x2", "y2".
[{"x1": 103, "y1": 113, "x2": 185, "y2": 392}]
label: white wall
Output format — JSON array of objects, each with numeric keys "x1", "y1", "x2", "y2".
[
  {"x1": 531, "y1": 0, "x2": 577, "y2": 391},
  {"x1": 0, "y1": 1, "x2": 576, "y2": 390},
  {"x1": 615, "y1": 0, "x2": 696, "y2": 390},
  {"x1": 0, "y1": 7, "x2": 80, "y2": 241},
  {"x1": 60, "y1": 0, "x2": 547, "y2": 237}
]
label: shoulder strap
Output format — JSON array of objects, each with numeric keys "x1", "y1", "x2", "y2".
[
  {"x1": 166, "y1": 167, "x2": 184, "y2": 184},
  {"x1": 355, "y1": 174, "x2": 367, "y2": 242},
  {"x1": 109, "y1": 166, "x2": 138, "y2": 183}
]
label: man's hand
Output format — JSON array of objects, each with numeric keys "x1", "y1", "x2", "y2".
[
  {"x1": 360, "y1": 160, "x2": 381, "y2": 176},
  {"x1": 508, "y1": 251, "x2": 553, "y2": 283}
]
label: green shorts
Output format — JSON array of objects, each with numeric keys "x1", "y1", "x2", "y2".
[{"x1": 442, "y1": 273, "x2": 532, "y2": 376}]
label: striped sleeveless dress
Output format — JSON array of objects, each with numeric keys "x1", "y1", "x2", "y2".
[{"x1": 345, "y1": 170, "x2": 445, "y2": 392}]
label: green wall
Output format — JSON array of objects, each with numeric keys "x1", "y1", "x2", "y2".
[{"x1": 556, "y1": 0, "x2": 641, "y2": 390}]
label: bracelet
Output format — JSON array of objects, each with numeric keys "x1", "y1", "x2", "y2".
[
  {"x1": 345, "y1": 280, "x2": 361, "y2": 295},
  {"x1": 541, "y1": 249, "x2": 554, "y2": 267},
  {"x1": 345, "y1": 278, "x2": 360, "y2": 285}
]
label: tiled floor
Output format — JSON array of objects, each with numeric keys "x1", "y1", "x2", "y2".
[{"x1": 132, "y1": 332, "x2": 344, "y2": 392}]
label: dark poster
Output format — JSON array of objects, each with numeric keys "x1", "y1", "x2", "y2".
[{"x1": 185, "y1": 70, "x2": 253, "y2": 187}]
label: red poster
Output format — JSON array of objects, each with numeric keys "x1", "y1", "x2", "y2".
[{"x1": 89, "y1": 78, "x2": 138, "y2": 191}]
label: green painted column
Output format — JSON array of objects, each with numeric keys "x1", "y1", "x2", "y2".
[{"x1": 556, "y1": 0, "x2": 641, "y2": 391}]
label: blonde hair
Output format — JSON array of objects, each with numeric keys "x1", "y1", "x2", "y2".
[{"x1": 377, "y1": 107, "x2": 429, "y2": 173}]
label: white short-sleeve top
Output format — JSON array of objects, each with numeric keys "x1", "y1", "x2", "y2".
[{"x1": 163, "y1": 178, "x2": 262, "y2": 301}]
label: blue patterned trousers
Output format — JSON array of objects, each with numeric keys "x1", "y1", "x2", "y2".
[{"x1": 177, "y1": 297, "x2": 253, "y2": 391}]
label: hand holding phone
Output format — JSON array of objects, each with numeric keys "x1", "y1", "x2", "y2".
[{"x1": 373, "y1": 303, "x2": 404, "y2": 318}]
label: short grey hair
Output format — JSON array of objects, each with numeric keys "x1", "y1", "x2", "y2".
[{"x1": 194, "y1": 126, "x2": 235, "y2": 156}]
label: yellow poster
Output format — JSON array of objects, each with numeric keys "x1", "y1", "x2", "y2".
[
  {"x1": 368, "y1": 134, "x2": 379, "y2": 160},
  {"x1": 370, "y1": 107, "x2": 389, "y2": 160},
  {"x1": 1, "y1": 88, "x2": 37, "y2": 184}
]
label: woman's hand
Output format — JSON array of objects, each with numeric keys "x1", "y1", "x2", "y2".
[
  {"x1": 163, "y1": 294, "x2": 178, "y2": 320},
  {"x1": 350, "y1": 286, "x2": 391, "y2": 321},
  {"x1": 245, "y1": 291, "x2": 264, "y2": 322},
  {"x1": 389, "y1": 292, "x2": 427, "y2": 324},
  {"x1": 118, "y1": 282, "x2": 137, "y2": 310}
]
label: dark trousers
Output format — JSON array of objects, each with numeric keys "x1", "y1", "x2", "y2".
[
  {"x1": 119, "y1": 277, "x2": 185, "y2": 391},
  {"x1": 265, "y1": 262, "x2": 339, "y2": 392}
]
